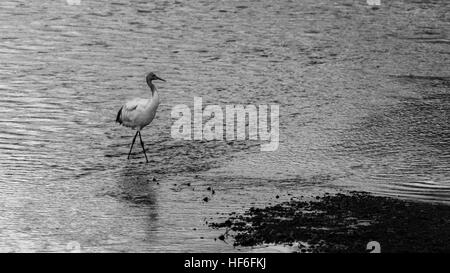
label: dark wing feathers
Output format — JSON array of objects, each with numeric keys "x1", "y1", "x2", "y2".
[{"x1": 116, "y1": 106, "x2": 123, "y2": 124}]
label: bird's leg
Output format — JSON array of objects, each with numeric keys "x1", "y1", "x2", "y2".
[
  {"x1": 127, "y1": 131, "x2": 139, "y2": 159},
  {"x1": 138, "y1": 131, "x2": 149, "y2": 163}
]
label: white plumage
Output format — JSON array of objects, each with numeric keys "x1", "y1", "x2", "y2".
[
  {"x1": 116, "y1": 72, "x2": 165, "y2": 162},
  {"x1": 119, "y1": 96, "x2": 159, "y2": 130}
]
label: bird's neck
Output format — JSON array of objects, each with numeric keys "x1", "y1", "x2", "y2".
[
  {"x1": 147, "y1": 82, "x2": 159, "y2": 107},
  {"x1": 149, "y1": 82, "x2": 156, "y2": 96}
]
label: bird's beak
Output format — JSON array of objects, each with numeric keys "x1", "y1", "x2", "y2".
[{"x1": 156, "y1": 76, "x2": 166, "y2": 82}]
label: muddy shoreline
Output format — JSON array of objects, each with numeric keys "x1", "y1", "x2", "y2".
[{"x1": 210, "y1": 192, "x2": 450, "y2": 253}]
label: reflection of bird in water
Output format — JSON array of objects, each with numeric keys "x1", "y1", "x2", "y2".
[
  {"x1": 116, "y1": 72, "x2": 166, "y2": 163},
  {"x1": 119, "y1": 163, "x2": 157, "y2": 205}
]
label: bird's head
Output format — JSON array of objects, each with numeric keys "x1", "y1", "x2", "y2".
[{"x1": 146, "y1": 72, "x2": 165, "y2": 86}]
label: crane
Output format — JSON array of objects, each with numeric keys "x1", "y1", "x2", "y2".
[{"x1": 116, "y1": 72, "x2": 165, "y2": 163}]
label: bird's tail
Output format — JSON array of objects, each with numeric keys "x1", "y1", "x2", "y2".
[{"x1": 116, "y1": 106, "x2": 123, "y2": 125}]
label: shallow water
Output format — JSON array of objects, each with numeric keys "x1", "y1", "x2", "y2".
[{"x1": 0, "y1": 0, "x2": 449, "y2": 252}]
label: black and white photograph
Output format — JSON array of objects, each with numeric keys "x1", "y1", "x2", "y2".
[{"x1": 0, "y1": 0, "x2": 449, "y2": 257}]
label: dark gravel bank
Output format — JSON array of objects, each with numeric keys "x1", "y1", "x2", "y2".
[{"x1": 211, "y1": 192, "x2": 450, "y2": 253}]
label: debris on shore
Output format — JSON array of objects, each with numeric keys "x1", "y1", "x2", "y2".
[{"x1": 210, "y1": 191, "x2": 450, "y2": 253}]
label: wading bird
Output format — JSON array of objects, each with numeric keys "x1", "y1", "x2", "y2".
[{"x1": 116, "y1": 72, "x2": 165, "y2": 163}]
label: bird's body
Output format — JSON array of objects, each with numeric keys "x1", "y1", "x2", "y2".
[
  {"x1": 116, "y1": 92, "x2": 159, "y2": 130},
  {"x1": 116, "y1": 72, "x2": 165, "y2": 162}
]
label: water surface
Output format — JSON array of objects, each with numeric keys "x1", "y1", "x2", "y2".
[{"x1": 0, "y1": 0, "x2": 449, "y2": 252}]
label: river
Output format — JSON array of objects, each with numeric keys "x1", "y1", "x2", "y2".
[{"x1": 0, "y1": 0, "x2": 449, "y2": 252}]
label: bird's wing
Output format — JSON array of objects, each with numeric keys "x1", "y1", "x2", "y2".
[{"x1": 118, "y1": 98, "x2": 149, "y2": 128}]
